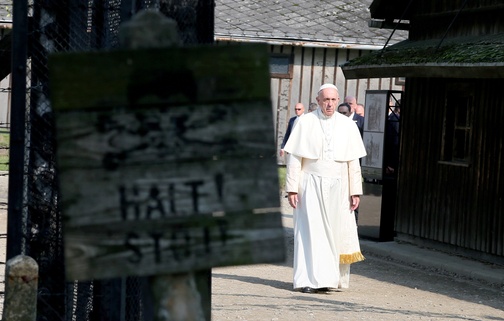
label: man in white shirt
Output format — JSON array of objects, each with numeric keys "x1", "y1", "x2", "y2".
[{"x1": 284, "y1": 84, "x2": 366, "y2": 293}]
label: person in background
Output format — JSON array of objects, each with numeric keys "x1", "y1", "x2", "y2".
[
  {"x1": 340, "y1": 101, "x2": 364, "y2": 225},
  {"x1": 284, "y1": 84, "x2": 366, "y2": 294},
  {"x1": 308, "y1": 102, "x2": 318, "y2": 112},
  {"x1": 356, "y1": 103, "x2": 365, "y2": 117},
  {"x1": 338, "y1": 102, "x2": 351, "y2": 117},
  {"x1": 279, "y1": 103, "x2": 305, "y2": 157},
  {"x1": 344, "y1": 96, "x2": 364, "y2": 137},
  {"x1": 385, "y1": 100, "x2": 401, "y2": 176}
]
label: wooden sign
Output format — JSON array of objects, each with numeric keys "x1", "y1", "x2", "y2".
[{"x1": 49, "y1": 44, "x2": 285, "y2": 281}]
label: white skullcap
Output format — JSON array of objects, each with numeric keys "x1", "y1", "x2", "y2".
[{"x1": 318, "y1": 83, "x2": 338, "y2": 93}]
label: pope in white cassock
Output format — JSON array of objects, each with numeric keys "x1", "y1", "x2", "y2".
[{"x1": 284, "y1": 83, "x2": 367, "y2": 294}]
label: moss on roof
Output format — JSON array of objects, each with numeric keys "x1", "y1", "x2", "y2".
[{"x1": 343, "y1": 33, "x2": 504, "y2": 67}]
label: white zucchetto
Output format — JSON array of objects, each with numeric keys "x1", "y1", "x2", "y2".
[{"x1": 318, "y1": 83, "x2": 338, "y2": 93}]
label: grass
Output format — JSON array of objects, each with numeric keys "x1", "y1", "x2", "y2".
[
  {"x1": 0, "y1": 130, "x2": 9, "y2": 172},
  {"x1": 278, "y1": 166, "x2": 286, "y2": 190}
]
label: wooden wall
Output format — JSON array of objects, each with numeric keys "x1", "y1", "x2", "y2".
[
  {"x1": 410, "y1": 0, "x2": 504, "y2": 40},
  {"x1": 267, "y1": 45, "x2": 403, "y2": 164},
  {"x1": 215, "y1": 41, "x2": 404, "y2": 163},
  {"x1": 396, "y1": 77, "x2": 504, "y2": 259}
]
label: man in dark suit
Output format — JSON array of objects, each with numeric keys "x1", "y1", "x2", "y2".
[
  {"x1": 343, "y1": 96, "x2": 365, "y2": 225},
  {"x1": 385, "y1": 100, "x2": 401, "y2": 176},
  {"x1": 338, "y1": 102, "x2": 352, "y2": 116},
  {"x1": 356, "y1": 103, "x2": 365, "y2": 117},
  {"x1": 279, "y1": 103, "x2": 304, "y2": 157},
  {"x1": 344, "y1": 96, "x2": 364, "y2": 137}
]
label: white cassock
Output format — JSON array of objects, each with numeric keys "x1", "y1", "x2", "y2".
[{"x1": 284, "y1": 109, "x2": 366, "y2": 290}]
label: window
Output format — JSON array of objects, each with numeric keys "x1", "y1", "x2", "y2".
[
  {"x1": 269, "y1": 54, "x2": 293, "y2": 79},
  {"x1": 441, "y1": 83, "x2": 474, "y2": 165}
]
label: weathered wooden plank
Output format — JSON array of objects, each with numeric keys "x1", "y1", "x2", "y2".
[
  {"x1": 289, "y1": 46, "x2": 302, "y2": 109},
  {"x1": 312, "y1": 48, "x2": 325, "y2": 95},
  {"x1": 367, "y1": 78, "x2": 381, "y2": 103},
  {"x1": 356, "y1": 78, "x2": 369, "y2": 105},
  {"x1": 65, "y1": 211, "x2": 284, "y2": 280},
  {"x1": 277, "y1": 79, "x2": 291, "y2": 165},
  {"x1": 49, "y1": 45, "x2": 271, "y2": 110},
  {"x1": 345, "y1": 50, "x2": 359, "y2": 97},
  {"x1": 300, "y1": 47, "x2": 313, "y2": 104},
  {"x1": 271, "y1": 77, "x2": 280, "y2": 142},
  {"x1": 55, "y1": 104, "x2": 274, "y2": 165},
  {"x1": 335, "y1": 49, "x2": 347, "y2": 95},
  {"x1": 278, "y1": 79, "x2": 291, "y2": 118},
  {"x1": 58, "y1": 159, "x2": 279, "y2": 227},
  {"x1": 55, "y1": 104, "x2": 279, "y2": 225},
  {"x1": 322, "y1": 49, "x2": 336, "y2": 89}
]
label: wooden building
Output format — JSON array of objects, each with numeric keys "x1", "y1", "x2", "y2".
[
  {"x1": 214, "y1": 0, "x2": 407, "y2": 163},
  {"x1": 342, "y1": 0, "x2": 504, "y2": 263}
]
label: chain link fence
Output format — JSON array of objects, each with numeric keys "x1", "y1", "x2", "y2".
[{"x1": 9, "y1": 1, "x2": 214, "y2": 320}]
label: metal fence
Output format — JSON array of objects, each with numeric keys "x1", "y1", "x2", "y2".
[{"x1": 8, "y1": 1, "x2": 214, "y2": 320}]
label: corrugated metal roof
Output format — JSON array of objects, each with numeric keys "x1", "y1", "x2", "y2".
[{"x1": 215, "y1": 0, "x2": 408, "y2": 49}]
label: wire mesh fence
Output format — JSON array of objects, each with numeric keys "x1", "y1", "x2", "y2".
[{"x1": 9, "y1": 1, "x2": 214, "y2": 320}]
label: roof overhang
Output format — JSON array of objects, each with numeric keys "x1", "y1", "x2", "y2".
[
  {"x1": 368, "y1": 19, "x2": 409, "y2": 31},
  {"x1": 214, "y1": 34, "x2": 386, "y2": 51},
  {"x1": 343, "y1": 63, "x2": 504, "y2": 79},
  {"x1": 342, "y1": 33, "x2": 504, "y2": 79}
]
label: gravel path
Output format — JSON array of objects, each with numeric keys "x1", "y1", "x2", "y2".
[{"x1": 211, "y1": 192, "x2": 504, "y2": 321}]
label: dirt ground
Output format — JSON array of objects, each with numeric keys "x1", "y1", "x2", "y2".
[
  {"x1": 210, "y1": 196, "x2": 504, "y2": 321},
  {"x1": 212, "y1": 256, "x2": 504, "y2": 321}
]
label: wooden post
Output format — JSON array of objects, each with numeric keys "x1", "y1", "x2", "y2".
[
  {"x1": 2, "y1": 255, "x2": 39, "y2": 321},
  {"x1": 119, "y1": 10, "x2": 206, "y2": 321}
]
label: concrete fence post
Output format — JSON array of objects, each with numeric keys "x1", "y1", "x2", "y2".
[{"x1": 2, "y1": 255, "x2": 39, "y2": 321}]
